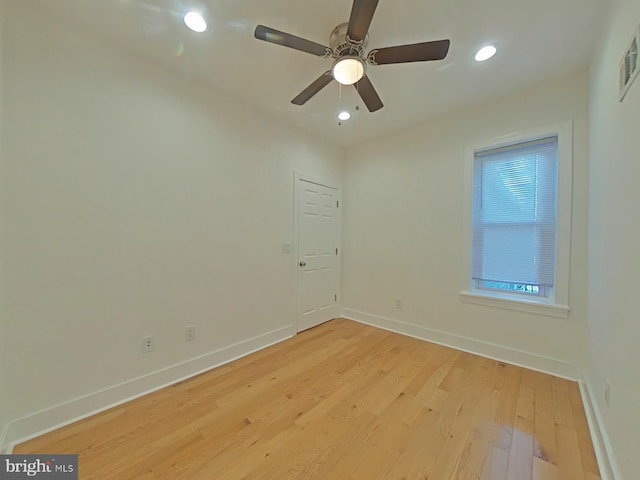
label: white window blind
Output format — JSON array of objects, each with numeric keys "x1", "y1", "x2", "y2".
[{"x1": 471, "y1": 136, "x2": 558, "y2": 288}]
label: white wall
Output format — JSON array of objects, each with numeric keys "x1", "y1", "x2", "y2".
[
  {"x1": 342, "y1": 71, "x2": 589, "y2": 376},
  {"x1": 0, "y1": 0, "x2": 8, "y2": 450},
  {"x1": 587, "y1": 0, "x2": 640, "y2": 477},
  {"x1": 1, "y1": 1, "x2": 342, "y2": 448}
]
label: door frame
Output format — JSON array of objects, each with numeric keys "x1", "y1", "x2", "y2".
[{"x1": 293, "y1": 171, "x2": 342, "y2": 333}]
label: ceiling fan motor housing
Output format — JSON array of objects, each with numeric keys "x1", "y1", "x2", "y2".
[{"x1": 330, "y1": 22, "x2": 368, "y2": 58}]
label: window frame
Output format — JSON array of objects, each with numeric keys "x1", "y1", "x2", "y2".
[{"x1": 460, "y1": 122, "x2": 573, "y2": 318}]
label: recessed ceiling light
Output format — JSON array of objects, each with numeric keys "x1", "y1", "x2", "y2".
[
  {"x1": 338, "y1": 111, "x2": 351, "y2": 121},
  {"x1": 475, "y1": 45, "x2": 497, "y2": 62},
  {"x1": 184, "y1": 11, "x2": 207, "y2": 33}
]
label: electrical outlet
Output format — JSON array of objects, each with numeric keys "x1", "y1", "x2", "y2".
[
  {"x1": 395, "y1": 298, "x2": 403, "y2": 309},
  {"x1": 185, "y1": 326, "x2": 196, "y2": 342},
  {"x1": 605, "y1": 380, "x2": 611, "y2": 407},
  {"x1": 282, "y1": 243, "x2": 292, "y2": 254},
  {"x1": 142, "y1": 335, "x2": 154, "y2": 353}
]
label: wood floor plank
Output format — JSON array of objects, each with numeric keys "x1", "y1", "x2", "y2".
[
  {"x1": 383, "y1": 405, "x2": 444, "y2": 479},
  {"x1": 398, "y1": 350, "x2": 457, "y2": 426},
  {"x1": 424, "y1": 354, "x2": 487, "y2": 479},
  {"x1": 14, "y1": 319, "x2": 601, "y2": 480},
  {"x1": 533, "y1": 456, "x2": 558, "y2": 480},
  {"x1": 453, "y1": 386, "x2": 501, "y2": 479},
  {"x1": 568, "y1": 380, "x2": 601, "y2": 477},
  {"x1": 533, "y1": 371, "x2": 558, "y2": 465},
  {"x1": 505, "y1": 415, "x2": 535, "y2": 480},
  {"x1": 480, "y1": 445, "x2": 510, "y2": 480},
  {"x1": 556, "y1": 423, "x2": 587, "y2": 480},
  {"x1": 157, "y1": 420, "x2": 261, "y2": 480},
  {"x1": 551, "y1": 376, "x2": 576, "y2": 429}
]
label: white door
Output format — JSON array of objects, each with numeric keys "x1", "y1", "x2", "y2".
[{"x1": 297, "y1": 178, "x2": 340, "y2": 332}]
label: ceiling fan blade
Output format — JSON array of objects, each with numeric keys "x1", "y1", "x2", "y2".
[
  {"x1": 354, "y1": 75, "x2": 383, "y2": 112},
  {"x1": 292, "y1": 71, "x2": 334, "y2": 105},
  {"x1": 347, "y1": 0, "x2": 380, "y2": 42},
  {"x1": 255, "y1": 25, "x2": 330, "y2": 57},
  {"x1": 369, "y1": 39, "x2": 450, "y2": 65}
]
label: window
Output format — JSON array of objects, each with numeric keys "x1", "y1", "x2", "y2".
[
  {"x1": 461, "y1": 124, "x2": 572, "y2": 318},
  {"x1": 472, "y1": 137, "x2": 557, "y2": 296}
]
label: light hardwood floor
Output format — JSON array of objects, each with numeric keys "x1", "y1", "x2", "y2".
[{"x1": 15, "y1": 319, "x2": 600, "y2": 479}]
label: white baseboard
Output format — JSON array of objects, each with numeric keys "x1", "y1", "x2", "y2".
[
  {"x1": 579, "y1": 377, "x2": 622, "y2": 480},
  {"x1": 342, "y1": 309, "x2": 580, "y2": 380},
  {"x1": 2, "y1": 325, "x2": 295, "y2": 454}
]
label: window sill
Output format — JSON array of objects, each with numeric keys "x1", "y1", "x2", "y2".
[{"x1": 459, "y1": 290, "x2": 570, "y2": 318}]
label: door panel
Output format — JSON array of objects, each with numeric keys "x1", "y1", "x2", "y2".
[{"x1": 297, "y1": 180, "x2": 339, "y2": 332}]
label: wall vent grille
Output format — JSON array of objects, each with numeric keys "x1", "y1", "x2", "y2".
[{"x1": 619, "y1": 25, "x2": 639, "y2": 101}]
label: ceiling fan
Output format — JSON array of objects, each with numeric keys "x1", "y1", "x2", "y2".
[{"x1": 254, "y1": 0, "x2": 450, "y2": 112}]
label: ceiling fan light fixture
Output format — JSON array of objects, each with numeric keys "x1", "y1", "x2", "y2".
[
  {"x1": 332, "y1": 56, "x2": 366, "y2": 85},
  {"x1": 475, "y1": 45, "x2": 497, "y2": 62},
  {"x1": 338, "y1": 111, "x2": 351, "y2": 121},
  {"x1": 184, "y1": 11, "x2": 207, "y2": 33}
]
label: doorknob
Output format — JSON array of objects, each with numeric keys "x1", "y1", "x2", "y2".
[{"x1": 299, "y1": 261, "x2": 306, "y2": 267}]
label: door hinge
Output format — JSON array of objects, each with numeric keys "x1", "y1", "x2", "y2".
[
  {"x1": 336, "y1": 200, "x2": 339, "y2": 208},
  {"x1": 336, "y1": 248, "x2": 338, "y2": 255},
  {"x1": 335, "y1": 294, "x2": 337, "y2": 302}
]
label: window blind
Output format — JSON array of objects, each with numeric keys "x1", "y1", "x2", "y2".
[{"x1": 471, "y1": 136, "x2": 558, "y2": 287}]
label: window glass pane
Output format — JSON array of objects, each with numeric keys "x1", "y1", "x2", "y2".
[
  {"x1": 481, "y1": 281, "x2": 541, "y2": 295},
  {"x1": 481, "y1": 156, "x2": 538, "y2": 223},
  {"x1": 471, "y1": 136, "x2": 558, "y2": 289}
]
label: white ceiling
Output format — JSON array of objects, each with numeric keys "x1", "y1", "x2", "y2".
[{"x1": 38, "y1": 0, "x2": 607, "y2": 147}]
